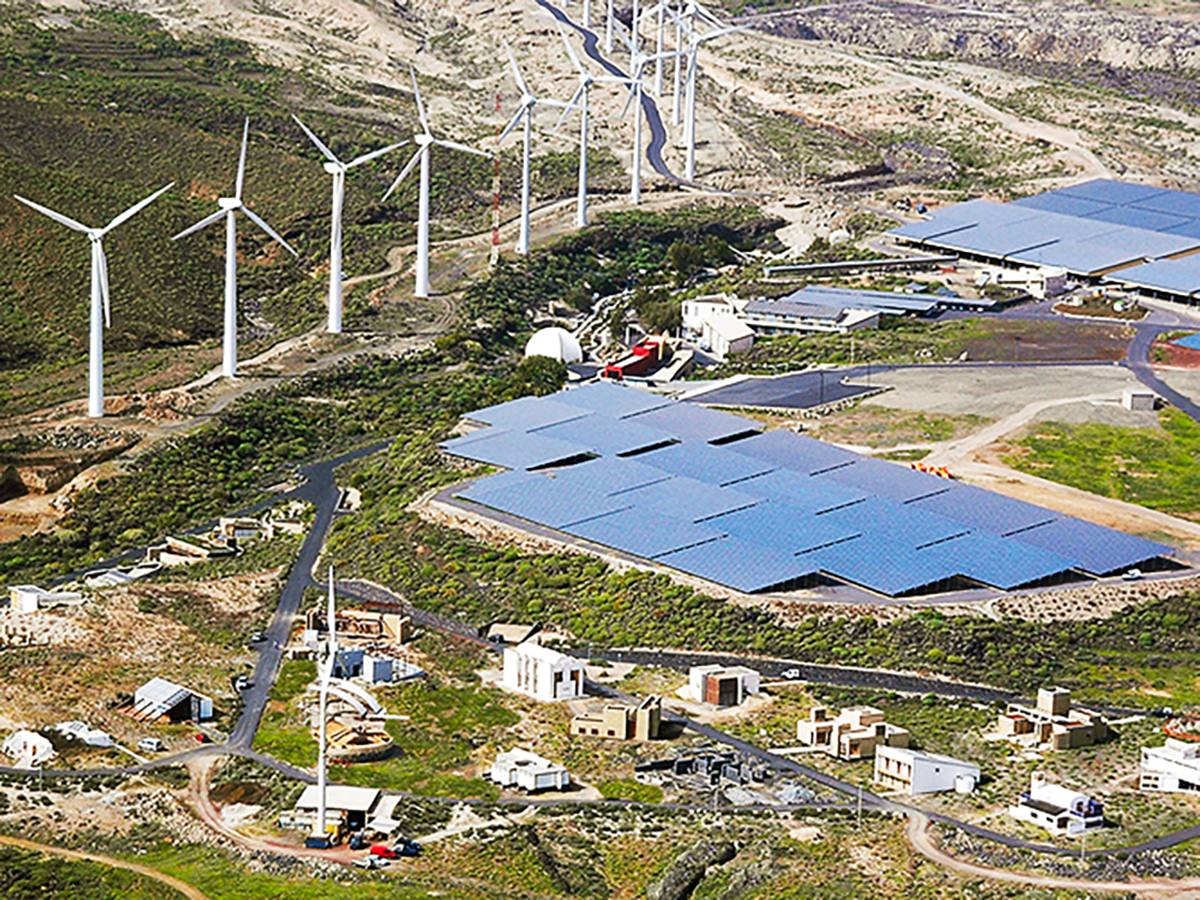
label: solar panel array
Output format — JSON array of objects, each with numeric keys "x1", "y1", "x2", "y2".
[
  {"x1": 890, "y1": 180, "x2": 1200, "y2": 282},
  {"x1": 442, "y1": 383, "x2": 1171, "y2": 596}
]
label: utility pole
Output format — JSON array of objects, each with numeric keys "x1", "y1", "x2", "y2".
[{"x1": 856, "y1": 784, "x2": 862, "y2": 828}]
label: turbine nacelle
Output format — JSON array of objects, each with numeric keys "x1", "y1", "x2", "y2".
[
  {"x1": 322, "y1": 161, "x2": 344, "y2": 176},
  {"x1": 415, "y1": 132, "x2": 434, "y2": 147},
  {"x1": 218, "y1": 197, "x2": 241, "y2": 210}
]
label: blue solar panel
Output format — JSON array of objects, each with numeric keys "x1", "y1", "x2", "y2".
[
  {"x1": 546, "y1": 457, "x2": 673, "y2": 496},
  {"x1": 638, "y1": 442, "x2": 776, "y2": 486},
  {"x1": 927, "y1": 531, "x2": 1077, "y2": 589},
  {"x1": 440, "y1": 428, "x2": 590, "y2": 470},
  {"x1": 794, "y1": 286, "x2": 939, "y2": 313},
  {"x1": 554, "y1": 382, "x2": 673, "y2": 418},
  {"x1": 1010, "y1": 192, "x2": 1115, "y2": 219},
  {"x1": 708, "y1": 500, "x2": 862, "y2": 553},
  {"x1": 657, "y1": 536, "x2": 818, "y2": 593},
  {"x1": 533, "y1": 415, "x2": 677, "y2": 457},
  {"x1": 627, "y1": 403, "x2": 762, "y2": 444},
  {"x1": 1011, "y1": 518, "x2": 1172, "y2": 575},
  {"x1": 1056, "y1": 180, "x2": 1169, "y2": 206},
  {"x1": 1010, "y1": 228, "x2": 1200, "y2": 275},
  {"x1": 459, "y1": 477, "x2": 632, "y2": 528},
  {"x1": 818, "y1": 497, "x2": 969, "y2": 549},
  {"x1": 617, "y1": 477, "x2": 760, "y2": 522},
  {"x1": 455, "y1": 468, "x2": 543, "y2": 499},
  {"x1": 728, "y1": 430, "x2": 860, "y2": 476},
  {"x1": 908, "y1": 485, "x2": 1059, "y2": 535},
  {"x1": 1128, "y1": 190, "x2": 1200, "y2": 220},
  {"x1": 1108, "y1": 255, "x2": 1200, "y2": 296},
  {"x1": 1163, "y1": 220, "x2": 1200, "y2": 241},
  {"x1": 567, "y1": 511, "x2": 724, "y2": 558},
  {"x1": 1176, "y1": 333, "x2": 1200, "y2": 350},
  {"x1": 819, "y1": 458, "x2": 955, "y2": 503},
  {"x1": 1089, "y1": 206, "x2": 1191, "y2": 232},
  {"x1": 734, "y1": 468, "x2": 867, "y2": 513},
  {"x1": 888, "y1": 218, "x2": 980, "y2": 242},
  {"x1": 462, "y1": 396, "x2": 593, "y2": 431},
  {"x1": 809, "y1": 536, "x2": 958, "y2": 596}
]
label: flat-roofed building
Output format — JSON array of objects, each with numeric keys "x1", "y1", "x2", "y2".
[
  {"x1": 291, "y1": 784, "x2": 381, "y2": 832},
  {"x1": 1140, "y1": 739, "x2": 1200, "y2": 794},
  {"x1": 570, "y1": 696, "x2": 661, "y2": 741},
  {"x1": 490, "y1": 747, "x2": 571, "y2": 792},
  {"x1": 996, "y1": 687, "x2": 1108, "y2": 751},
  {"x1": 797, "y1": 705, "x2": 909, "y2": 760},
  {"x1": 502, "y1": 640, "x2": 585, "y2": 702},
  {"x1": 873, "y1": 745, "x2": 979, "y2": 795},
  {"x1": 689, "y1": 665, "x2": 760, "y2": 708},
  {"x1": 1009, "y1": 772, "x2": 1103, "y2": 836}
]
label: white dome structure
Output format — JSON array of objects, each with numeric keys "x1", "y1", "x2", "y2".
[{"x1": 524, "y1": 327, "x2": 583, "y2": 364}]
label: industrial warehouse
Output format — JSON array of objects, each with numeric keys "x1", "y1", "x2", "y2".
[
  {"x1": 890, "y1": 179, "x2": 1200, "y2": 300},
  {"x1": 440, "y1": 383, "x2": 1173, "y2": 598}
]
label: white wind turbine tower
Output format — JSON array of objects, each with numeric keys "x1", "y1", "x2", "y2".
[
  {"x1": 383, "y1": 67, "x2": 489, "y2": 298},
  {"x1": 556, "y1": 25, "x2": 597, "y2": 229},
  {"x1": 313, "y1": 565, "x2": 338, "y2": 849},
  {"x1": 499, "y1": 40, "x2": 572, "y2": 254},
  {"x1": 681, "y1": 15, "x2": 744, "y2": 181},
  {"x1": 292, "y1": 115, "x2": 406, "y2": 334},
  {"x1": 173, "y1": 118, "x2": 298, "y2": 378},
  {"x1": 13, "y1": 182, "x2": 174, "y2": 418},
  {"x1": 610, "y1": 40, "x2": 675, "y2": 204}
]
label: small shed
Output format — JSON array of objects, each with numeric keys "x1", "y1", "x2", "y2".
[
  {"x1": 1122, "y1": 388, "x2": 1155, "y2": 411},
  {"x1": 490, "y1": 747, "x2": 571, "y2": 792}
]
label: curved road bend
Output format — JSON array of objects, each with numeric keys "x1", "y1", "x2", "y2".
[{"x1": 1125, "y1": 324, "x2": 1200, "y2": 422}]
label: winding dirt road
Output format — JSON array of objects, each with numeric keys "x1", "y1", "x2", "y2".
[{"x1": 0, "y1": 833, "x2": 210, "y2": 900}]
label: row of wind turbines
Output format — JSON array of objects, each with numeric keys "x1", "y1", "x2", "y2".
[{"x1": 12, "y1": 0, "x2": 742, "y2": 418}]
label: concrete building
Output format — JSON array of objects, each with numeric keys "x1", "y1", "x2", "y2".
[
  {"x1": 702, "y1": 315, "x2": 755, "y2": 359},
  {"x1": 1140, "y1": 739, "x2": 1200, "y2": 794},
  {"x1": 130, "y1": 677, "x2": 213, "y2": 723},
  {"x1": 740, "y1": 299, "x2": 880, "y2": 335},
  {"x1": 54, "y1": 721, "x2": 114, "y2": 748},
  {"x1": 305, "y1": 606, "x2": 411, "y2": 646},
  {"x1": 1122, "y1": 388, "x2": 1156, "y2": 411},
  {"x1": 489, "y1": 747, "x2": 571, "y2": 792},
  {"x1": 1009, "y1": 772, "x2": 1103, "y2": 836},
  {"x1": 8, "y1": 585, "x2": 83, "y2": 614},
  {"x1": 873, "y1": 746, "x2": 979, "y2": 795},
  {"x1": 688, "y1": 665, "x2": 760, "y2": 708},
  {"x1": 996, "y1": 687, "x2": 1108, "y2": 750},
  {"x1": 796, "y1": 706, "x2": 910, "y2": 760},
  {"x1": 502, "y1": 640, "x2": 585, "y2": 702},
  {"x1": 570, "y1": 696, "x2": 662, "y2": 741}
]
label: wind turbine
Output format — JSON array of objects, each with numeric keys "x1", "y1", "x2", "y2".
[
  {"x1": 556, "y1": 25, "x2": 596, "y2": 229},
  {"x1": 292, "y1": 115, "x2": 406, "y2": 334},
  {"x1": 383, "y1": 67, "x2": 489, "y2": 298},
  {"x1": 499, "y1": 40, "x2": 572, "y2": 254},
  {"x1": 13, "y1": 183, "x2": 174, "y2": 418},
  {"x1": 173, "y1": 118, "x2": 298, "y2": 378},
  {"x1": 610, "y1": 40, "x2": 675, "y2": 204},
  {"x1": 680, "y1": 15, "x2": 744, "y2": 181}
]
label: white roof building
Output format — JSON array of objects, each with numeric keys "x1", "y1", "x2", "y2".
[
  {"x1": 131, "y1": 677, "x2": 214, "y2": 722},
  {"x1": 1140, "y1": 739, "x2": 1200, "y2": 794},
  {"x1": 502, "y1": 640, "x2": 585, "y2": 702},
  {"x1": 873, "y1": 745, "x2": 979, "y2": 795},
  {"x1": 3, "y1": 730, "x2": 54, "y2": 768},
  {"x1": 54, "y1": 721, "x2": 114, "y2": 748},
  {"x1": 8, "y1": 585, "x2": 84, "y2": 614},
  {"x1": 490, "y1": 747, "x2": 571, "y2": 793},
  {"x1": 292, "y1": 784, "x2": 381, "y2": 832},
  {"x1": 702, "y1": 314, "x2": 755, "y2": 360},
  {"x1": 1009, "y1": 773, "x2": 1103, "y2": 836}
]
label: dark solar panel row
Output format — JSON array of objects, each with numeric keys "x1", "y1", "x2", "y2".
[{"x1": 444, "y1": 384, "x2": 1173, "y2": 595}]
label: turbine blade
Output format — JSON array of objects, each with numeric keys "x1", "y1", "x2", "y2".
[
  {"x1": 409, "y1": 66, "x2": 430, "y2": 135},
  {"x1": 292, "y1": 114, "x2": 340, "y2": 165},
  {"x1": 102, "y1": 182, "x2": 174, "y2": 236},
  {"x1": 241, "y1": 206, "x2": 298, "y2": 257},
  {"x1": 382, "y1": 147, "x2": 424, "y2": 202},
  {"x1": 503, "y1": 39, "x2": 531, "y2": 97},
  {"x1": 621, "y1": 84, "x2": 638, "y2": 119},
  {"x1": 235, "y1": 117, "x2": 250, "y2": 200},
  {"x1": 435, "y1": 138, "x2": 491, "y2": 158},
  {"x1": 171, "y1": 207, "x2": 226, "y2": 241},
  {"x1": 12, "y1": 195, "x2": 90, "y2": 233},
  {"x1": 346, "y1": 140, "x2": 408, "y2": 169},
  {"x1": 97, "y1": 241, "x2": 111, "y2": 328},
  {"x1": 558, "y1": 22, "x2": 585, "y2": 74},
  {"x1": 497, "y1": 108, "x2": 526, "y2": 145},
  {"x1": 700, "y1": 23, "x2": 747, "y2": 43},
  {"x1": 553, "y1": 85, "x2": 586, "y2": 132}
]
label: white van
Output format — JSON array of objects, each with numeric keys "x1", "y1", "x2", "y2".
[{"x1": 137, "y1": 737, "x2": 165, "y2": 753}]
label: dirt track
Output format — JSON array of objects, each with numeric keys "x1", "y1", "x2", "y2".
[{"x1": 0, "y1": 832, "x2": 211, "y2": 900}]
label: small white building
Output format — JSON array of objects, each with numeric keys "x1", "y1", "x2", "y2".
[
  {"x1": 688, "y1": 664, "x2": 760, "y2": 708},
  {"x1": 490, "y1": 747, "x2": 571, "y2": 792},
  {"x1": 8, "y1": 585, "x2": 83, "y2": 614},
  {"x1": 1140, "y1": 739, "x2": 1200, "y2": 794},
  {"x1": 54, "y1": 721, "x2": 114, "y2": 748},
  {"x1": 1122, "y1": 388, "x2": 1156, "y2": 412},
  {"x1": 291, "y1": 784, "x2": 381, "y2": 832},
  {"x1": 1009, "y1": 773, "x2": 1103, "y2": 836},
  {"x1": 702, "y1": 315, "x2": 755, "y2": 359},
  {"x1": 3, "y1": 730, "x2": 55, "y2": 768},
  {"x1": 873, "y1": 746, "x2": 979, "y2": 795},
  {"x1": 501, "y1": 640, "x2": 585, "y2": 702}
]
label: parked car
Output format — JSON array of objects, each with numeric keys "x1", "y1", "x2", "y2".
[
  {"x1": 137, "y1": 737, "x2": 164, "y2": 753},
  {"x1": 249, "y1": 631, "x2": 267, "y2": 643},
  {"x1": 235, "y1": 675, "x2": 252, "y2": 691},
  {"x1": 781, "y1": 668, "x2": 801, "y2": 680},
  {"x1": 393, "y1": 837, "x2": 422, "y2": 857},
  {"x1": 369, "y1": 844, "x2": 398, "y2": 859},
  {"x1": 1122, "y1": 568, "x2": 1143, "y2": 581},
  {"x1": 353, "y1": 855, "x2": 389, "y2": 869}
]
